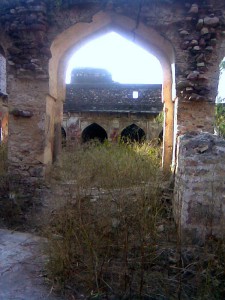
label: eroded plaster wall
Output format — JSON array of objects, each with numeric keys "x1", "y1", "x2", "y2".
[{"x1": 7, "y1": 78, "x2": 48, "y2": 178}]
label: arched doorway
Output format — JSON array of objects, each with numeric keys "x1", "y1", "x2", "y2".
[
  {"x1": 49, "y1": 11, "x2": 175, "y2": 172},
  {"x1": 61, "y1": 127, "x2": 66, "y2": 147},
  {"x1": 158, "y1": 129, "x2": 163, "y2": 143},
  {"x1": 82, "y1": 123, "x2": 108, "y2": 143},
  {"x1": 121, "y1": 124, "x2": 146, "y2": 143}
]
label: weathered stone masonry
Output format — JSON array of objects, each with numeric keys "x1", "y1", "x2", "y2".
[
  {"x1": 174, "y1": 132, "x2": 225, "y2": 241},
  {"x1": 0, "y1": 0, "x2": 225, "y2": 240},
  {"x1": 66, "y1": 83, "x2": 162, "y2": 113},
  {"x1": 175, "y1": 1, "x2": 225, "y2": 135}
]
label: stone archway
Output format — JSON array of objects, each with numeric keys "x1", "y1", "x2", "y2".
[
  {"x1": 49, "y1": 11, "x2": 175, "y2": 173},
  {"x1": 120, "y1": 124, "x2": 146, "y2": 143},
  {"x1": 82, "y1": 123, "x2": 108, "y2": 143}
]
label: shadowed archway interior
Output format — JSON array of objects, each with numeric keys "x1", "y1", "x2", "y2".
[
  {"x1": 61, "y1": 127, "x2": 66, "y2": 147},
  {"x1": 121, "y1": 124, "x2": 146, "y2": 143},
  {"x1": 82, "y1": 123, "x2": 108, "y2": 143}
]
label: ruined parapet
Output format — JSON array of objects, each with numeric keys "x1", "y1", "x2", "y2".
[
  {"x1": 174, "y1": 132, "x2": 225, "y2": 243},
  {"x1": 65, "y1": 83, "x2": 162, "y2": 113}
]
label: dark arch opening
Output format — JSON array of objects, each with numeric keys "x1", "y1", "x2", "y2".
[
  {"x1": 82, "y1": 123, "x2": 108, "y2": 143},
  {"x1": 0, "y1": 45, "x2": 5, "y2": 57},
  {"x1": 121, "y1": 124, "x2": 146, "y2": 143},
  {"x1": 61, "y1": 127, "x2": 66, "y2": 147},
  {"x1": 158, "y1": 129, "x2": 163, "y2": 143}
]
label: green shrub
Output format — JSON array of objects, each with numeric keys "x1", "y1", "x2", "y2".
[{"x1": 215, "y1": 103, "x2": 225, "y2": 138}]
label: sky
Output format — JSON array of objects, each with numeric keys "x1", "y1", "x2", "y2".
[
  {"x1": 66, "y1": 31, "x2": 225, "y2": 102},
  {"x1": 66, "y1": 32, "x2": 163, "y2": 84},
  {"x1": 218, "y1": 64, "x2": 225, "y2": 102}
]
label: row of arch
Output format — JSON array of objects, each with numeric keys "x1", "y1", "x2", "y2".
[{"x1": 62, "y1": 123, "x2": 162, "y2": 144}]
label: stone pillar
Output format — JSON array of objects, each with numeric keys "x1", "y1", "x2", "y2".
[
  {"x1": 163, "y1": 98, "x2": 174, "y2": 174},
  {"x1": 174, "y1": 132, "x2": 225, "y2": 243},
  {"x1": 7, "y1": 78, "x2": 49, "y2": 197},
  {"x1": 53, "y1": 99, "x2": 63, "y2": 163},
  {"x1": 174, "y1": 2, "x2": 224, "y2": 136}
]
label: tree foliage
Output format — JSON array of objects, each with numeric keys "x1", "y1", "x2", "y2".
[
  {"x1": 215, "y1": 103, "x2": 225, "y2": 138},
  {"x1": 220, "y1": 60, "x2": 225, "y2": 73},
  {"x1": 216, "y1": 60, "x2": 225, "y2": 138}
]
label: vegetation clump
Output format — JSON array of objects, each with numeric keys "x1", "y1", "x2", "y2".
[
  {"x1": 45, "y1": 141, "x2": 225, "y2": 299},
  {"x1": 215, "y1": 103, "x2": 225, "y2": 138}
]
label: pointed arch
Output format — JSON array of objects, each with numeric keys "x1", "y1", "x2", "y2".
[
  {"x1": 82, "y1": 123, "x2": 108, "y2": 143},
  {"x1": 121, "y1": 124, "x2": 146, "y2": 143},
  {"x1": 49, "y1": 11, "x2": 175, "y2": 172}
]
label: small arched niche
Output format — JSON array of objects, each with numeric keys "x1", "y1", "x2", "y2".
[
  {"x1": 61, "y1": 127, "x2": 66, "y2": 147},
  {"x1": 82, "y1": 123, "x2": 108, "y2": 143},
  {"x1": 120, "y1": 124, "x2": 146, "y2": 143}
]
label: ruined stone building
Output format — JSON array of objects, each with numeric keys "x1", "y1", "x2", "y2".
[
  {"x1": 64, "y1": 68, "x2": 163, "y2": 144},
  {"x1": 0, "y1": 0, "x2": 225, "y2": 240}
]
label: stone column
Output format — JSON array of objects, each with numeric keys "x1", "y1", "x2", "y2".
[
  {"x1": 175, "y1": 2, "x2": 224, "y2": 134},
  {"x1": 7, "y1": 77, "x2": 49, "y2": 198},
  {"x1": 163, "y1": 96, "x2": 174, "y2": 174},
  {"x1": 174, "y1": 132, "x2": 225, "y2": 243},
  {"x1": 53, "y1": 99, "x2": 63, "y2": 163}
]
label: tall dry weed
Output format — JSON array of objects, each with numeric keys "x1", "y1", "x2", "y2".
[{"x1": 46, "y1": 141, "x2": 225, "y2": 299}]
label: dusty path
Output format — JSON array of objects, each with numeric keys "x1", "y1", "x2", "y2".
[{"x1": 0, "y1": 229, "x2": 63, "y2": 300}]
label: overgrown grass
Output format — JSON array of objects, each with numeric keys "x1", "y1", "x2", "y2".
[
  {"x1": 52, "y1": 140, "x2": 161, "y2": 189},
  {"x1": 45, "y1": 141, "x2": 225, "y2": 299}
]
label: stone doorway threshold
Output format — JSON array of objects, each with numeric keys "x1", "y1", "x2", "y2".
[{"x1": 0, "y1": 229, "x2": 63, "y2": 300}]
